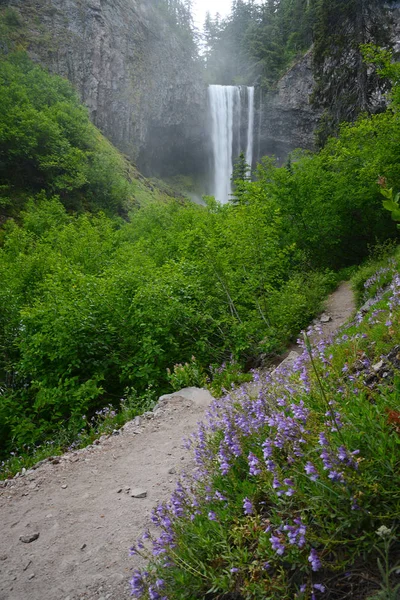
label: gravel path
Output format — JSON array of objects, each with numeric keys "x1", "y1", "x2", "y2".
[{"x1": 0, "y1": 283, "x2": 355, "y2": 600}]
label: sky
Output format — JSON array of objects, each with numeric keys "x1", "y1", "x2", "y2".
[{"x1": 193, "y1": 0, "x2": 232, "y2": 30}]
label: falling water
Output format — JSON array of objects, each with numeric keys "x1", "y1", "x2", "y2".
[
  {"x1": 208, "y1": 84, "x2": 255, "y2": 204},
  {"x1": 245, "y1": 86, "x2": 255, "y2": 170},
  {"x1": 236, "y1": 87, "x2": 242, "y2": 157},
  {"x1": 257, "y1": 87, "x2": 263, "y2": 163},
  {"x1": 208, "y1": 85, "x2": 235, "y2": 204}
]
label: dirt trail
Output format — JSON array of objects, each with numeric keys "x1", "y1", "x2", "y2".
[{"x1": 0, "y1": 283, "x2": 355, "y2": 600}]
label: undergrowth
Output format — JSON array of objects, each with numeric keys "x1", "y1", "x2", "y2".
[{"x1": 129, "y1": 255, "x2": 400, "y2": 600}]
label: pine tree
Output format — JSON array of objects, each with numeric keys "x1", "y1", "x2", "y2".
[{"x1": 230, "y1": 152, "x2": 251, "y2": 204}]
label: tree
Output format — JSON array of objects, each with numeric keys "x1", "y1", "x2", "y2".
[{"x1": 230, "y1": 152, "x2": 251, "y2": 203}]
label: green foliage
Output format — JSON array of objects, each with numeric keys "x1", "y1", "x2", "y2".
[
  {"x1": 241, "y1": 96, "x2": 400, "y2": 270},
  {"x1": 202, "y1": 0, "x2": 314, "y2": 87},
  {"x1": 167, "y1": 357, "x2": 208, "y2": 390},
  {"x1": 351, "y1": 242, "x2": 400, "y2": 306},
  {"x1": 379, "y1": 184, "x2": 400, "y2": 228},
  {"x1": 207, "y1": 359, "x2": 252, "y2": 397},
  {"x1": 131, "y1": 254, "x2": 400, "y2": 599},
  {"x1": 230, "y1": 151, "x2": 251, "y2": 204},
  {"x1": 0, "y1": 52, "x2": 139, "y2": 215},
  {"x1": 0, "y1": 191, "x2": 336, "y2": 470},
  {"x1": 368, "y1": 527, "x2": 400, "y2": 600}
]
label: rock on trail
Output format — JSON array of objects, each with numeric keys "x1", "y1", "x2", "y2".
[{"x1": 0, "y1": 284, "x2": 355, "y2": 600}]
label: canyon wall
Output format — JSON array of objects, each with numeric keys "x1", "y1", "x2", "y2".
[{"x1": 2, "y1": 0, "x2": 207, "y2": 176}]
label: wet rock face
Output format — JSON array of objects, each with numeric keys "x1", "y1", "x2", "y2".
[
  {"x1": 5, "y1": 0, "x2": 207, "y2": 176},
  {"x1": 255, "y1": 4, "x2": 400, "y2": 164},
  {"x1": 256, "y1": 50, "x2": 321, "y2": 164}
]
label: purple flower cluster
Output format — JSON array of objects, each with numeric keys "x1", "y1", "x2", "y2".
[
  {"x1": 284, "y1": 517, "x2": 307, "y2": 548},
  {"x1": 127, "y1": 262, "x2": 400, "y2": 599}
]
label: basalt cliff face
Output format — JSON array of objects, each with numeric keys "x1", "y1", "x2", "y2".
[
  {"x1": 256, "y1": 50, "x2": 320, "y2": 164},
  {"x1": 256, "y1": 5, "x2": 400, "y2": 163},
  {"x1": 2, "y1": 0, "x2": 207, "y2": 177}
]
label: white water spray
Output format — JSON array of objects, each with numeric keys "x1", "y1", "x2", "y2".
[{"x1": 208, "y1": 84, "x2": 255, "y2": 204}]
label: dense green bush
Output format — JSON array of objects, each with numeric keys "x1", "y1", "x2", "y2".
[
  {"x1": 0, "y1": 53, "x2": 135, "y2": 214},
  {"x1": 0, "y1": 195, "x2": 337, "y2": 466},
  {"x1": 238, "y1": 108, "x2": 399, "y2": 270}
]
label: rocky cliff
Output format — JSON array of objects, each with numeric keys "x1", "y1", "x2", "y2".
[
  {"x1": 256, "y1": 49, "x2": 320, "y2": 163},
  {"x1": 256, "y1": 4, "x2": 400, "y2": 163},
  {"x1": 2, "y1": 0, "x2": 207, "y2": 177}
]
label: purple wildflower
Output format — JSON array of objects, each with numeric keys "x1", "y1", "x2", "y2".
[
  {"x1": 215, "y1": 490, "x2": 227, "y2": 501},
  {"x1": 308, "y1": 548, "x2": 321, "y2": 572},
  {"x1": 248, "y1": 452, "x2": 262, "y2": 476},
  {"x1": 243, "y1": 497, "x2": 254, "y2": 515},
  {"x1": 130, "y1": 570, "x2": 145, "y2": 598},
  {"x1": 270, "y1": 534, "x2": 285, "y2": 555},
  {"x1": 305, "y1": 461, "x2": 319, "y2": 481},
  {"x1": 149, "y1": 586, "x2": 161, "y2": 600},
  {"x1": 262, "y1": 439, "x2": 273, "y2": 459},
  {"x1": 318, "y1": 432, "x2": 329, "y2": 447}
]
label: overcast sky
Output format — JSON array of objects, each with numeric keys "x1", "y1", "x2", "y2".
[{"x1": 193, "y1": 0, "x2": 232, "y2": 30}]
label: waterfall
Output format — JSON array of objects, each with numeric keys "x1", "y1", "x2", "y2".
[
  {"x1": 245, "y1": 86, "x2": 255, "y2": 170},
  {"x1": 208, "y1": 84, "x2": 255, "y2": 204},
  {"x1": 236, "y1": 87, "x2": 242, "y2": 157},
  {"x1": 257, "y1": 87, "x2": 263, "y2": 163}
]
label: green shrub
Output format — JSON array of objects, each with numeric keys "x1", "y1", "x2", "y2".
[
  {"x1": 129, "y1": 257, "x2": 400, "y2": 599},
  {"x1": 0, "y1": 52, "x2": 134, "y2": 215}
]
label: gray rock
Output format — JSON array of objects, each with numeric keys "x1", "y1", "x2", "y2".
[
  {"x1": 272, "y1": 351, "x2": 300, "y2": 376},
  {"x1": 168, "y1": 467, "x2": 176, "y2": 475},
  {"x1": 157, "y1": 387, "x2": 214, "y2": 409},
  {"x1": 320, "y1": 314, "x2": 332, "y2": 323},
  {"x1": 130, "y1": 488, "x2": 147, "y2": 499},
  {"x1": 0, "y1": 554, "x2": 7, "y2": 561},
  {"x1": 28, "y1": 573, "x2": 35, "y2": 580},
  {"x1": 372, "y1": 360, "x2": 384, "y2": 372},
  {"x1": 19, "y1": 532, "x2": 40, "y2": 544},
  {"x1": 61, "y1": 484, "x2": 68, "y2": 489}
]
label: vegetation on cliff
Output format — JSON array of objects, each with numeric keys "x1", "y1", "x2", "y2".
[{"x1": 0, "y1": 52, "x2": 164, "y2": 217}]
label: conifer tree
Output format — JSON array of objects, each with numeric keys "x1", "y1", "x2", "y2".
[{"x1": 230, "y1": 152, "x2": 251, "y2": 204}]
